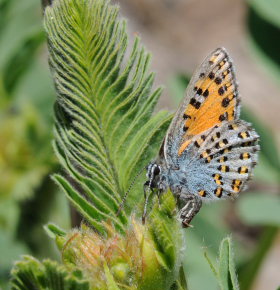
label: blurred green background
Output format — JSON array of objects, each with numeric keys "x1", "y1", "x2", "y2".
[
  {"x1": 0, "y1": 0, "x2": 279, "y2": 289},
  {"x1": 0, "y1": 1, "x2": 70, "y2": 288}
]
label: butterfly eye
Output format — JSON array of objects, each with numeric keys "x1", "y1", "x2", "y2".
[{"x1": 153, "y1": 165, "x2": 161, "y2": 176}]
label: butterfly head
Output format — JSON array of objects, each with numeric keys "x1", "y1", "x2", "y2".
[
  {"x1": 145, "y1": 163, "x2": 161, "y2": 189},
  {"x1": 142, "y1": 162, "x2": 162, "y2": 224}
]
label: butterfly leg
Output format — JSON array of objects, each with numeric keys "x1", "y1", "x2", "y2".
[
  {"x1": 156, "y1": 190, "x2": 162, "y2": 209},
  {"x1": 142, "y1": 183, "x2": 154, "y2": 224},
  {"x1": 179, "y1": 195, "x2": 202, "y2": 227}
]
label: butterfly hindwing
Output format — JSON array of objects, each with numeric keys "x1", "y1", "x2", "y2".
[{"x1": 187, "y1": 120, "x2": 259, "y2": 199}]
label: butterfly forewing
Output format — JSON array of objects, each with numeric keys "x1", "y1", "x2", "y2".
[{"x1": 164, "y1": 48, "x2": 240, "y2": 164}]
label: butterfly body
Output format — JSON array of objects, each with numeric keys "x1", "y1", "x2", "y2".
[{"x1": 144, "y1": 48, "x2": 259, "y2": 226}]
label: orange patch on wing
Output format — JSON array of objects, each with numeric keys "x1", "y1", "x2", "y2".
[
  {"x1": 179, "y1": 76, "x2": 236, "y2": 155},
  {"x1": 178, "y1": 140, "x2": 192, "y2": 154}
]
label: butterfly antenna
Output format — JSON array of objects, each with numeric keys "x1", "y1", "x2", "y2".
[
  {"x1": 116, "y1": 166, "x2": 146, "y2": 216},
  {"x1": 142, "y1": 170, "x2": 154, "y2": 224}
]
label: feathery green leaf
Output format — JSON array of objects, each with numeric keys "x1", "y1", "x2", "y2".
[
  {"x1": 10, "y1": 255, "x2": 90, "y2": 290},
  {"x1": 44, "y1": 0, "x2": 171, "y2": 234}
]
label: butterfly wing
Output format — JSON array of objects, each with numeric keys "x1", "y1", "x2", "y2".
[
  {"x1": 164, "y1": 47, "x2": 240, "y2": 166},
  {"x1": 179, "y1": 120, "x2": 259, "y2": 199},
  {"x1": 162, "y1": 47, "x2": 259, "y2": 200}
]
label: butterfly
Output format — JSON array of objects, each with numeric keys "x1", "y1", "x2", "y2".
[{"x1": 144, "y1": 47, "x2": 260, "y2": 227}]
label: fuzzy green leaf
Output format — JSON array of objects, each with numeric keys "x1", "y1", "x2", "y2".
[
  {"x1": 103, "y1": 262, "x2": 121, "y2": 290},
  {"x1": 44, "y1": 0, "x2": 171, "y2": 234},
  {"x1": 170, "y1": 266, "x2": 188, "y2": 290},
  {"x1": 205, "y1": 237, "x2": 239, "y2": 290},
  {"x1": 10, "y1": 255, "x2": 90, "y2": 290},
  {"x1": 146, "y1": 191, "x2": 182, "y2": 289},
  {"x1": 218, "y1": 237, "x2": 239, "y2": 290},
  {"x1": 44, "y1": 223, "x2": 67, "y2": 239}
]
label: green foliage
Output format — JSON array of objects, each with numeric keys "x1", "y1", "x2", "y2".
[
  {"x1": 10, "y1": 256, "x2": 90, "y2": 290},
  {"x1": 40, "y1": 192, "x2": 181, "y2": 289},
  {"x1": 44, "y1": 0, "x2": 171, "y2": 235},
  {"x1": 0, "y1": 0, "x2": 55, "y2": 201},
  {"x1": 144, "y1": 191, "x2": 183, "y2": 290},
  {"x1": 0, "y1": 200, "x2": 30, "y2": 283},
  {"x1": 205, "y1": 237, "x2": 239, "y2": 290},
  {"x1": 0, "y1": 0, "x2": 63, "y2": 285},
  {"x1": 103, "y1": 262, "x2": 121, "y2": 290},
  {"x1": 36, "y1": 0, "x2": 183, "y2": 288},
  {"x1": 45, "y1": 223, "x2": 67, "y2": 239},
  {"x1": 0, "y1": 106, "x2": 54, "y2": 201},
  {"x1": 149, "y1": 191, "x2": 181, "y2": 271}
]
